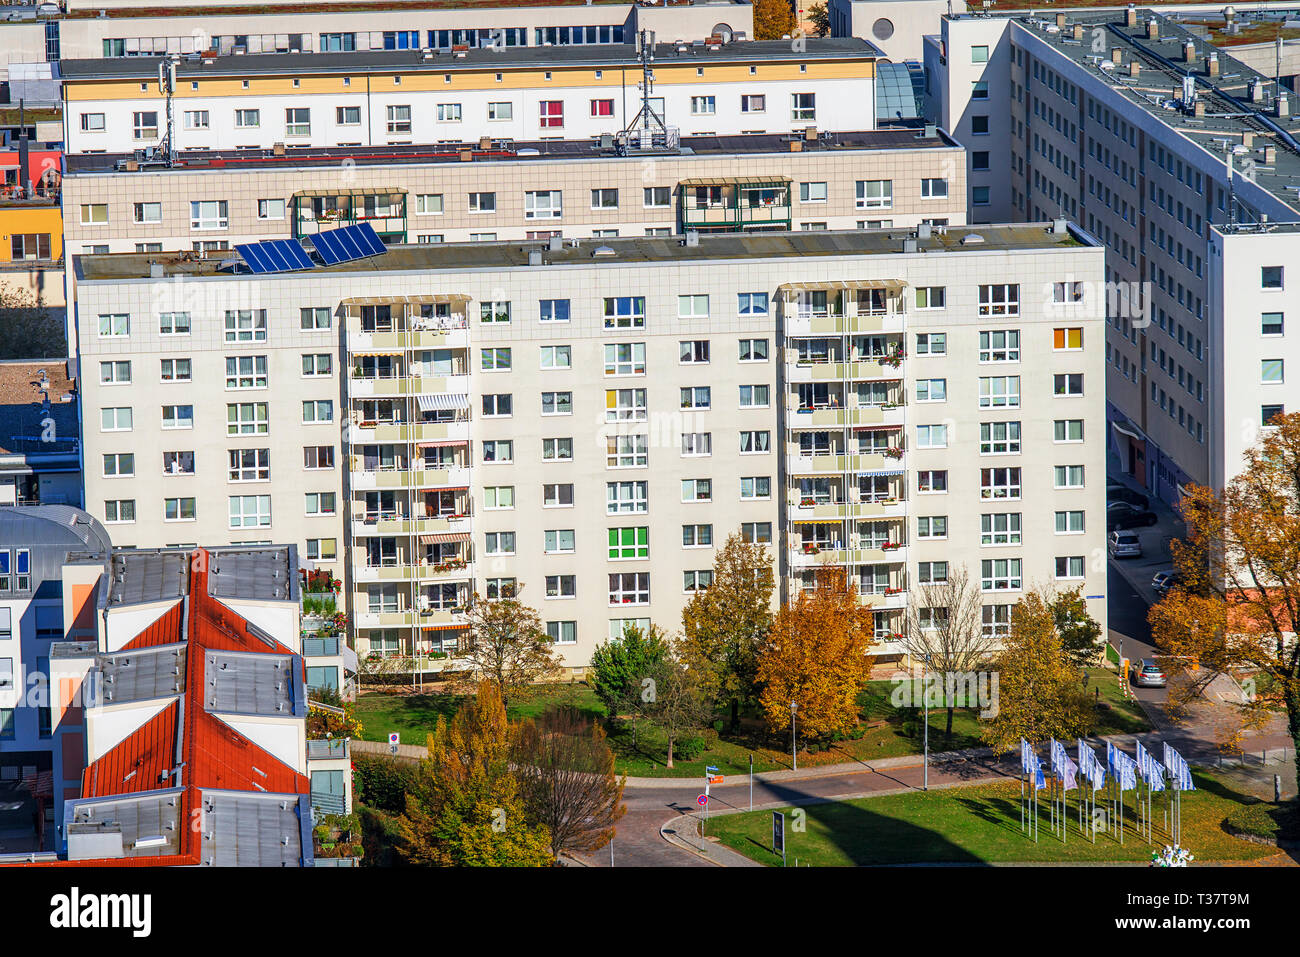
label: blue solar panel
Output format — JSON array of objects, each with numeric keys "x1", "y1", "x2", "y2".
[
  {"x1": 235, "y1": 239, "x2": 315, "y2": 274},
  {"x1": 313, "y1": 223, "x2": 387, "y2": 265}
]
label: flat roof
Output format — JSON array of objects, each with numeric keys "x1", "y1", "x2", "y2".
[
  {"x1": 57, "y1": 37, "x2": 880, "y2": 82},
  {"x1": 107, "y1": 549, "x2": 190, "y2": 607},
  {"x1": 203, "y1": 648, "x2": 299, "y2": 717},
  {"x1": 100, "y1": 643, "x2": 188, "y2": 706},
  {"x1": 65, "y1": 127, "x2": 956, "y2": 176},
  {"x1": 76, "y1": 224, "x2": 1096, "y2": 283},
  {"x1": 1000, "y1": 8, "x2": 1300, "y2": 216},
  {"x1": 206, "y1": 546, "x2": 297, "y2": 603}
]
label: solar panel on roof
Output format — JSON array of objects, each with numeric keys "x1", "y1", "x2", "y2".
[
  {"x1": 312, "y1": 223, "x2": 388, "y2": 265},
  {"x1": 235, "y1": 239, "x2": 315, "y2": 274}
]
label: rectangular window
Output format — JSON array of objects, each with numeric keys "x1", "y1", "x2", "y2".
[
  {"x1": 229, "y1": 495, "x2": 272, "y2": 528},
  {"x1": 480, "y1": 347, "x2": 512, "y2": 371},
  {"x1": 678, "y1": 294, "x2": 709, "y2": 319},
  {"x1": 608, "y1": 527, "x2": 649, "y2": 559},
  {"x1": 915, "y1": 287, "x2": 946, "y2": 310},
  {"x1": 301, "y1": 307, "x2": 332, "y2": 330},
  {"x1": 604, "y1": 297, "x2": 645, "y2": 329},
  {"x1": 682, "y1": 524, "x2": 713, "y2": 547},
  {"x1": 979, "y1": 376, "x2": 1020, "y2": 408},
  {"x1": 1054, "y1": 465, "x2": 1085, "y2": 489},
  {"x1": 741, "y1": 522, "x2": 773, "y2": 544},
  {"x1": 164, "y1": 497, "x2": 196, "y2": 521},
  {"x1": 539, "y1": 100, "x2": 564, "y2": 128},
  {"x1": 228, "y1": 449, "x2": 270, "y2": 482},
  {"x1": 978, "y1": 284, "x2": 1020, "y2": 316},
  {"x1": 917, "y1": 516, "x2": 948, "y2": 539},
  {"x1": 540, "y1": 299, "x2": 571, "y2": 323},
  {"x1": 224, "y1": 309, "x2": 267, "y2": 342},
  {"x1": 482, "y1": 394, "x2": 513, "y2": 418},
  {"x1": 980, "y1": 421, "x2": 1021, "y2": 454},
  {"x1": 225, "y1": 355, "x2": 268, "y2": 389},
  {"x1": 257, "y1": 198, "x2": 286, "y2": 221},
  {"x1": 487, "y1": 578, "x2": 517, "y2": 599},
  {"x1": 133, "y1": 201, "x2": 162, "y2": 224},
  {"x1": 1055, "y1": 556, "x2": 1085, "y2": 579},
  {"x1": 920, "y1": 178, "x2": 949, "y2": 198},
  {"x1": 98, "y1": 313, "x2": 129, "y2": 337},
  {"x1": 604, "y1": 342, "x2": 646, "y2": 376},
  {"x1": 791, "y1": 92, "x2": 816, "y2": 121},
  {"x1": 468, "y1": 192, "x2": 496, "y2": 213},
  {"x1": 608, "y1": 572, "x2": 650, "y2": 605},
  {"x1": 544, "y1": 529, "x2": 576, "y2": 554},
  {"x1": 591, "y1": 188, "x2": 619, "y2": 209},
  {"x1": 606, "y1": 389, "x2": 647, "y2": 422},
  {"x1": 484, "y1": 486, "x2": 515, "y2": 509},
  {"x1": 1053, "y1": 327, "x2": 1084, "y2": 350},
  {"x1": 546, "y1": 621, "x2": 577, "y2": 644},
  {"x1": 302, "y1": 354, "x2": 332, "y2": 377},
  {"x1": 916, "y1": 379, "x2": 946, "y2": 402},
  {"x1": 104, "y1": 500, "x2": 136, "y2": 524},
  {"x1": 915, "y1": 332, "x2": 946, "y2": 355},
  {"x1": 102, "y1": 452, "x2": 134, "y2": 477},
  {"x1": 163, "y1": 451, "x2": 195, "y2": 475},
  {"x1": 100, "y1": 407, "x2": 133, "y2": 432},
  {"x1": 1054, "y1": 419, "x2": 1084, "y2": 442},
  {"x1": 739, "y1": 384, "x2": 770, "y2": 408},
  {"x1": 856, "y1": 179, "x2": 892, "y2": 209},
  {"x1": 543, "y1": 484, "x2": 574, "y2": 508},
  {"x1": 99, "y1": 360, "x2": 131, "y2": 385},
  {"x1": 690, "y1": 95, "x2": 716, "y2": 115},
  {"x1": 302, "y1": 400, "x2": 333, "y2": 423},
  {"x1": 679, "y1": 340, "x2": 710, "y2": 364},
  {"x1": 162, "y1": 404, "x2": 194, "y2": 429},
  {"x1": 190, "y1": 200, "x2": 229, "y2": 230},
  {"x1": 917, "y1": 470, "x2": 947, "y2": 493},
  {"x1": 607, "y1": 434, "x2": 648, "y2": 468},
  {"x1": 540, "y1": 345, "x2": 571, "y2": 370},
  {"x1": 285, "y1": 107, "x2": 311, "y2": 136},
  {"x1": 681, "y1": 432, "x2": 712, "y2": 457},
  {"x1": 1055, "y1": 510, "x2": 1085, "y2": 534},
  {"x1": 981, "y1": 558, "x2": 1022, "y2": 591},
  {"x1": 1053, "y1": 373, "x2": 1084, "y2": 396},
  {"x1": 643, "y1": 186, "x2": 671, "y2": 208},
  {"x1": 916, "y1": 424, "x2": 947, "y2": 449},
  {"x1": 543, "y1": 438, "x2": 574, "y2": 462},
  {"x1": 525, "y1": 190, "x2": 563, "y2": 220},
  {"x1": 132, "y1": 111, "x2": 158, "y2": 139},
  {"x1": 980, "y1": 467, "x2": 1021, "y2": 500},
  {"x1": 740, "y1": 476, "x2": 771, "y2": 500},
  {"x1": 1262, "y1": 312, "x2": 1285, "y2": 336},
  {"x1": 542, "y1": 392, "x2": 573, "y2": 416},
  {"x1": 607, "y1": 481, "x2": 648, "y2": 514},
  {"x1": 979, "y1": 330, "x2": 1019, "y2": 362},
  {"x1": 485, "y1": 532, "x2": 516, "y2": 556},
  {"x1": 227, "y1": 402, "x2": 268, "y2": 435},
  {"x1": 546, "y1": 575, "x2": 576, "y2": 599},
  {"x1": 235, "y1": 108, "x2": 260, "y2": 128},
  {"x1": 680, "y1": 387, "x2": 710, "y2": 410},
  {"x1": 981, "y1": 512, "x2": 1022, "y2": 546},
  {"x1": 739, "y1": 339, "x2": 768, "y2": 362},
  {"x1": 304, "y1": 446, "x2": 334, "y2": 470},
  {"x1": 1262, "y1": 359, "x2": 1285, "y2": 384},
  {"x1": 482, "y1": 440, "x2": 514, "y2": 463},
  {"x1": 799, "y1": 181, "x2": 828, "y2": 203}
]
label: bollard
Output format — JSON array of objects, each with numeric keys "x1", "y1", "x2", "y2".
[{"x1": 1276, "y1": 774, "x2": 1283, "y2": 804}]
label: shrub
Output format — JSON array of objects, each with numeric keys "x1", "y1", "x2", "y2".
[
  {"x1": 1223, "y1": 799, "x2": 1300, "y2": 843},
  {"x1": 674, "y1": 735, "x2": 708, "y2": 761},
  {"x1": 352, "y1": 754, "x2": 418, "y2": 814}
]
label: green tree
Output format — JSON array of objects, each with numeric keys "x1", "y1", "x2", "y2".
[
  {"x1": 461, "y1": 592, "x2": 561, "y2": 705},
  {"x1": 982, "y1": 592, "x2": 1095, "y2": 754},
  {"x1": 680, "y1": 531, "x2": 775, "y2": 730},
  {"x1": 642, "y1": 646, "x2": 714, "y2": 769},
  {"x1": 1048, "y1": 585, "x2": 1104, "y2": 668},
  {"x1": 752, "y1": 0, "x2": 796, "y2": 39},
  {"x1": 395, "y1": 681, "x2": 551, "y2": 866},
  {"x1": 807, "y1": 2, "x2": 831, "y2": 37},
  {"x1": 588, "y1": 622, "x2": 671, "y2": 715}
]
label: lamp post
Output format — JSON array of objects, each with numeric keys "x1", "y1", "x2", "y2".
[
  {"x1": 922, "y1": 656, "x2": 929, "y2": 791},
  {"x1": 790, "y1": 700, "x2": 798, "y2": 771}
]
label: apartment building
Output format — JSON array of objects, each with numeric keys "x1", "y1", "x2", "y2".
[
  {"x1": 0, "y1": 360, "x2": 81, "y2": 508},
  {"x1": 74, "y1": 224, "x2": 1107, "y2": 668},
  {"x1": 0, "y1": 505, "x2": 110, "y2": 852},
  {"x1": 58, "y1": 37, "x2": 880, "y2": 156},
  {"x1": 60, "y1": 128, "x2": 967, "y2": 257},
  {"x1": 925, "y1": 7, "x2": 1300, "y2": 498}
]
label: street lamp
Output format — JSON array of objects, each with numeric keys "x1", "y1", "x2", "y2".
[
  {"x1": 790, "y1": 700, "x2": 798, "y2": 771},
  {"x1": 921, "y1": 655, "x2": 930, "y2": 791}
]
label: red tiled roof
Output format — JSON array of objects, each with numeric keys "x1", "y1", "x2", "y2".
[
  {"x1": 81, "y1": 701, "x2": 179, "y2": 799},
  {"x1": 121, "y1": 601, "x2": 185, "y2": 651}
]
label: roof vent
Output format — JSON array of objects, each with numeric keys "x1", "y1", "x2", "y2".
[
  {"x1": 548, "y1": 234, "x2": 562, "y2": 252},
  {"x1": 684, "y1": 231, "x2": 700, "y2": 247},
  {"x1": 592, "y1": 245, "x2": 616, "y2": 257},
  {"x1": 528, "y1": 250, "x2": 543, "y2": 266},
  {"x1": 903, "y1": 238, "x2": 918, "y2": 253},
  {"x1": 1051, "y1": 219, "x2": 1069, "y2": 235},
  {"x1": 917, "y1": 222, "x2": 932, "y2": 240},
  {"x1": 961, "y1": 233, "x2": 985, "y2": 245}
]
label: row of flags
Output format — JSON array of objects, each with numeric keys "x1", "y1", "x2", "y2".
[{"x1": 1020, "y1": 738, "x2": 1196, "y2": 793}]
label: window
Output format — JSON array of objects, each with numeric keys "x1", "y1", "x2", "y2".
[
  {"x1": 81, "y1": 112, "x2": 106, "y2": 132},
  {"x1": 1055, "y1": 556, "x2": 1085, "y2": 579},
  {"x1": 484, "y1": 486, "x2": 515, "y2": 509},
  {"x1": 741, "y1": 93, "x2": 766, "y2": 112},
  {"x1": 681, "y1": 432, "x2": 712, "y2": 456},
  {"x1": 304, "y1": 446, "x2": 334, "y2": 470},
  {"x1": 542, "y1": 392, "x2": 573, "y2": 416},
  {"x1": 972, "y1": 151, "x2": 990, "y2": 171},
  {"x1": 133, "y1": 201, "x2": 162, "y2": 224},
  {"x1": 982, "y1": 604, "x2": 1012, "y2": 638},
  {"x1": 741, "y1": 522, "x2": 773, "y2": 544},
  {"x1": 739, "y1": 431, "x2": 771, "y2": 454},
  {"x1": 283, "y1": 106, "x2": 312, "y2": 136},
  {"x1": 607, "y1": 434, "x2": 648, "y2": 468},
  {"x1": 739, "y1": 339, "x2": 769, "y2": 362},
  {"x1": 235, "y1": 109, "x2": 260, "y2": 128},
  {"x1": 608, "y1": 527, "x2": 649, "y2": 559},
  {"x1": 681, "y1": 479, "x2": 712, "y2": 503},
  {"x1": 302, "y1": 354, "x2": 332, "y2": 377},
  {"x1": 229, "y1": 495, "x2": 272, "y2": 528},
  {"x1": 678, "y1": 294, "x2": 709, "y2": 319},
  {"x1": 609, "y1": 573, "x2": 650, "y2": 605},
  {"x1": 227, "y1": 402, "x2": 268, "y2": 435},
  {"x1": 98, "y1": 314, "x2": 129, "y2": 337},
  {"x1": 1263, "y1": 405, "x2": 1286, "y2": 426},
  {"x1": 1054, "y1": 419, "x2": 1084, "y2": 443},
  {"x1": 916, "y1": 379, "x2": 946, "y2": 402},
  {"x1": 971, "y1": 115, "x2": 989, "y2": 135},
  {"x1": 1053, "y1": 374, "x2": 1084, "y2": 396},
  {"x1": 856, "y1": 179, "x2": 892, "y2": 209},
  {"x1": 607, "y1": 481, "x2": 648, "y2": 514},
  {"x1": 544, "y1": 529, "x2": 576, "y2": 554},
  {"x1": 104, "y1": 500, "x2": 136, "y2": 524},
  {"x1": 525, "y1": 190, "x2": 563, "y2": 220},
  {"x1": 482, "y1": 440, "x2": 514, "y2": 463},
  {"x1": 980, "y1": 467, "x2": 1021, "y2": 500},
  {"x1": 10, "y1": 233, "x2": 51, "y2": 260},
  {"x1": 979, "y1": 376, "x2": 1020, "y2": 408},
  {"x1": 1262, "y1": 266, "x2": 1284, "y2": 289},
  {"x1": 918, "y1": 561, "x2": 949, "y2": 585},
  {"x1": 682, "y1": 524, "x2": 713, "y2": 547},
  {"x1": 132, "y1": 111, "x2": 158, "y2": 139},
  {"x1": 468, "y1": 192, "x2": 496, "y2": 213},
  {"x1": 791, "y1": 92, "x2": 816, "y2": 121},
  {"x1": 479, "y1": 301, "x2": 512, "y2": 324},
  {"x1": 971, "y1": 81, "x2": 989, "y2": 101},
  {"x1": 917, "y1": 470, "x2": 947, "y2": 493},
  {"x1": 99, "y1": 360, "x2": 131, "y2": 385},
  {"x1": 543, "y1": 484, "x2": 574, "y2": 508},
  {"x1": 644, "y1": 186, "x2": 671, "y2": 208},
  {"x1": 102, "y1": 452, "x2": 134, "y2": 477},
  {"x1": 225, "y1": 355, "x2": 268, "y2": 389},
  {"x1": 82, "y1": 202, "x2": 111, "y2": 223},
  {"x1": 683, "y1": 571, "x2": 714, "y2": 592},
  {"x1": 604, "y1": 342, "x2": 645, "y2": 376},
  {"x1": 385, "y1": 104, "x2": 412, "y2": 134},
  {"x1": 539, "y1": 100, "x2": 564, "y2": 128},
  {"x1": 690, "y1": 95, "x2": 716, "y2": 115},
  {"x1": 162, "y1": 405, "x2": 194, "y2": 429},
  {"x1": 257, "y1": 198, "x2": 285, "y2": 221},
  {"x1": 190, "y1": 200, "x2": 229, "y2": 230},
  {"x1": 604, "y1": 297, "x2": 645, "y2": 329},
  {"x1": 680, "y1": 340, "x2": 710, "y2": 364},
  {"x1": 224, "y1": 448, "x2": 270, "y2": 485},
  {"x1": 917, "y1": 516, "x2": 947, "y2": 539},
  {"x1": 482, "y1": 394, "x2": 513, "y2": 417},
  {"x1": 915, "y1": 333, "x2": 946, "y2": 356},
  {"x1": 183, "y1": 110, "x2": 209, "y2": 130},
  {"x1": 739, "y1": 385, "x2": 770, "y2": 408},
  {"x1": 481, "y1": 347, "x2": 512, "y2": 371},
  {"x1": 164, "y1": 497, "x2": 196, "y2": 521},
  {"x1": 163, "y1": 451, "x2": 195, "y2": 475},
  {"x1": 980, "y1": 421, "x2": 1021, "y2": 454},
  {"x1": 487, "y1": 578, "x2": 518, "y2": 600},
  {"x1": 545, "y1": 575, "x2": 576, "y2": 599},
  {"x1": 543, "y1": 438, "x2": 573, "y2": 462},
  {"x1": 680, "y1": 387, "x2": 710, "y2": 410},
  {"x1": 978, "y1": 285, "x2": 1019, "y2": 317},
  {"x1": 224, "y1": 309, "x2": 266, "y2": 342},
  {"x1": 920, "y1": 178, "x2": 948, "y2": 198},
  {"x1": 302, "y1": 400, "x2": 333, "y2": 423},
  {"x1": 546, "y1": 621, "x2": 577, "y2": 644},
  {"x1": 981, "y1": 558, "x2": 1022, "y2": 591},
  {"x1": 972, "y1": 44, "x2": 989, "y2": 62},
  {"x1": 605, "y1": 389, "x2": 647, "y2": 421},
  {"x1": 733, "y1": 476, "x2": 769, "y2": 502},
  {"x1": 1054, "y1": 465, "x2": 1085, "y2": 489},
  {"x1": 915, "y1": 287, "x2": 946, "y2": 310},
  {"x1": 981, "y1": 512, "x2": 1022, "y2": 546},
  {"x1": 301, "y1": 307, "x2": 332, "y2": 330},
  {"x1": 1053, "y1": 327, "x2": 1083, "y2": 350},
  {"x1": 539, "y1": 299, "x2": 571, "y2": 324},
  {"x1": 1053, "y1": 282, "x2": 1084, "y2": 304},
  {"x1": 1262, "y1": 359, "x2": 1285, "y2": 384},
  {"x1": 979, "y1": 330, "x2": 1019, "y2": 362},
  {"x1": 100, "y1": 407, "x2": 133, "y2": 432},
  {"x1": 540, "y1": 345, "x2": 571, "y2": 370},
  {"x1": 306, "y1": 540, "x2": 337, "y2": 562},
  {"x1": 799, "y1": 181, "x2": 828, "y2": 203},
  {"x1": 591, "y1": 188, "x2": 619, "y2": 209},
  {"x1": 159, "y1": 358, "x2": 192, "y2": 382},
  {"x1": 1055, "y1": 510, "x2": 1085, "y2": 534},
  {"x1": 733, "y1": 293, "x2": 769, "y2": 318},
  {"x1": 916, "y1": 424, "x2": 947, "y2": 449},
  {"x1": 485, "y1": 532, "x2": 516, "y2": 556},
  {"x1": 1262, "y1": 312, "x2": 1285, "y2": 336}
]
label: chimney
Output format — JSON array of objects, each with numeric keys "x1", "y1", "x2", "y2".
[
  {"x1": 903, "y1": 238, "x2": 919, "y2": 253},
  {"x1": 1111, "y1": 47, "x2": 1123, "y2": 65},
  {"x1": 1206, "y1": 53, "x2": 1219, "y2": 77},
  {"x1": 478, "y1": 136, "x2": 491, "y2": 150},
  {"x1": 1263, "y1": 144, "x2": 1277, "y2": 164},
  {"x1": 804, "y1": 126, "x2": 818, "y2": 141},
  {"x1": 1194, "y1": 98, "x2": 1206, "y2": 117},
  {"x1": 1073, "y1": 24, "x2": 1084, "y2": 41},
  {"x1": 1183, "y1": 40, "x2": 1196, "y2": 62},
  {"x1": 548, "y1": 234, "x2": 562, "y2": 252},
  {"x1": 1250, "y1": 79, "x2": 1264, "y2": 102},
  {"x1": 1147, "y1": 18, "x2": 1159, "y2": 40},
  {"x1": 527, "y1": 250, "x2": 542, "y2": 266},
  {"x1": 1242, "y1": 131, "x2": 1254, "y2": 149},
  {"x1": 1278, "y1": 92, "x2": 1290, "y2": 117},
  {"x1": 1056, "y1": 13, "x2": 1066, "y2": 28},
  {"x1": 788, "y1": 139, "x2": 803, "y2": 152},
  {"x1": 1129, "y1": 60, "x2": 1141, "y2": 79},
  {"x1": 458, "y1": 149, "x2": 473, "y2": 161},
  {"x1": 1126, "y1": 4, "x2": 1137, "y2": 28}
]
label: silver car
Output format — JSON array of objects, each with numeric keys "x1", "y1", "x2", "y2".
[
  {"x1": 1129, "y1": 659, "x2": 1167, "y2": 688},
  {"x1": 1108, "y1": 529, "x2": 1142, "y2": 558}
]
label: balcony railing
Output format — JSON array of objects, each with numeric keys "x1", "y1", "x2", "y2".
[
  {"x1": 303, "y1": 637, "x2": 342, "y2": 657},
  {"x1": 307, "y1": 739, "x2": 350, "y2": 761}
]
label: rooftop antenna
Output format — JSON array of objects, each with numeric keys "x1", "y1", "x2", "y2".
[
  {"x1": 619, "y1": 30, "x2": 676, "y2": 152},
  {"x1": 157, "y1": 56, "x2": 177, "y2": 168}
]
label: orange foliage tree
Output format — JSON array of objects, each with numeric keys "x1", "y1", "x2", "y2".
[{"x1": 756, "y1": 567, "x2": 875, "y2": 746}]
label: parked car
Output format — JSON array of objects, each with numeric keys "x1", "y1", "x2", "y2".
[
  {"x1": 1107, "y1": 502, "x2": 1158, "y2": 531},
  {"x1": 1129, "y1": 658, "x2": 1167, "y2": 688},
  {"x1": 1107, "y1": 484, "x2": 1150, "y2": 510},
  {"x1": 1151, "y1": 569, "x2": 1183, "y2": 596},
  {"x1": 1108, "y1": 529, "x2": 1143, "y2": 558}
]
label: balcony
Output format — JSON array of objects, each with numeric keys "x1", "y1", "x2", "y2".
[
  {"x1": 349, "y1": 372, "x2": 470, "y2": 398},
  {"x1": 354, "y1": 607, "x2": 468, "y2": 627},
  {"x1": 786, "y1": 358, "x2": 900, "y2": 383},
  {"x1": 350, "y1": 511, "x2": 470, "y2": 536},
  {"x1": 788, "y1": 545, "x2": 907, "y2": 569},
  {"x1": 788, "y1": 404, "x2": 904, "y2": 429},
  {"x1": 349, "y1": 465, "x2": 471, "y2": 491},
  {"x1": 678, "y1": 177, "x2": 792, "y2": 232},
  {"x1": 293, "y1": 188, "x2": 407, "y2": 241},
  {"x1": 307, "y1": 738, "x2": 350, "y2": 761},
  {"x1": 786, "y1": 449, "x2": 901, "y2": 474},
  {"x1": 352, "y1": 560, "x2": 472, "y2": 584},
  {"x1": 351, "y1": 419, "x2": 470, "y2": 444}
]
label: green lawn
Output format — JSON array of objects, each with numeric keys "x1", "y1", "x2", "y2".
[
  {"x1": 709, "y1": 771, "x2": 1273, "y2": 866},
  {"x1": 354, "y1": 683, "x2": 605, "y2": 744}
]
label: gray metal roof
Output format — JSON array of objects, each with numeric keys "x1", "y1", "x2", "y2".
[
  {"x1": 66, "y1": 790, "x2": 184, "y2": 860},
  {"x1": 207, "y1": 546, "x2": 297, "y2": 603},
  {"x1": 100, "y1": 643, "x2": 187, "y2": 706},
  {"x1": 56, "y1": 37, "x2": 882, "y2": 81},
  {"x1": 0, "y1": 506, "x2": 112, "y2": 594},
  {"x1": 198, "y1": 791, "x2": 310, "y2": 867},
  {"x1": 106, "y1": 549, "x2": 190, "y2": 607},
  {"x1": 203, "y1": 648, "x2": 298, "y2": 716}
]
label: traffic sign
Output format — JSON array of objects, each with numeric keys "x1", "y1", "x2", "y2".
[
  {"x1": 773, "y1": 811, "x2": 785, "y2": 862},
  {"x1": 697, "y1": 794, "x2": 708, "y2": 807},
  {"x1": 708, "y1": 775, "x2": 724, "y2": 785},
  {"x1": 389, "y1": 732, "x2": 400, "y2": 755}
]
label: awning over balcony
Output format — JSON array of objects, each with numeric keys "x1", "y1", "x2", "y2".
[
  {"x1": 351, "y1": 349, "x2": 405, "y2": 357},
  {"x1": 423, "y1": 623, "x2": 470, "y2": 631},
  {"x1": 419, "y1": 532, "x2": 470, "y2": 544},
  {"x1": 679, "y1": 176, "x2": 791, "y2": 187},
  {"x1": 416, "y1": 393, "x2": 469, "y2": 412},
  {"x1": 418, "y1": 439, "x2": 467, "y2": 448},
  {"x1": 776, "y1": 280, "x2": 907, "y2": 296},
  {"x1": 853, "y1": 423, "x2": 902, "y2": 431},
  {"x1": 294, "y1": 187, "x2": 407, "y2": 199},
  {"x1": 340, "y1": 294, "x2": 470, "y2": 307},
  {"x1": 860, "y1": 469, "x2": 905, "y2": 478}
]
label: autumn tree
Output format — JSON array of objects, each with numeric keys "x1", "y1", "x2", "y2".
[
  {"x1": 395, "y1": 681, "x2": 551, "y2": 866},
  {"x1": 806, "y1": 2, "x2": 831, "y2": 37},
  {"x1": 680, "y1": 531, "x2": 775, "y2": 730},
  {"x1": 982, "y1": 591, "x2": 1095, "y2": 754},
  {"x1": 902, "y1": 564, "x2": 1000, "y2": 743},
  {"x1": 1149, "y1": 412, "x2": 1300, "y2": 798},
  {"x1": 461, "y1": 592, "x2": 561, "y2": 705},
  {"x1": 512, "y1": 706, "x2": 627, "y2": 862},
  {"x1": 1048, "y1": 585, "x2": 1104, "y2": 668},
  {"x1": 642, "y1": 645, "x2": 715, "y2": 768},
  {"x1": 756, "y1": 567, "x2": 875, "y2": 747},
  {"x1": 753, "y1": 0, "x2": 796, "y2": 40}
]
